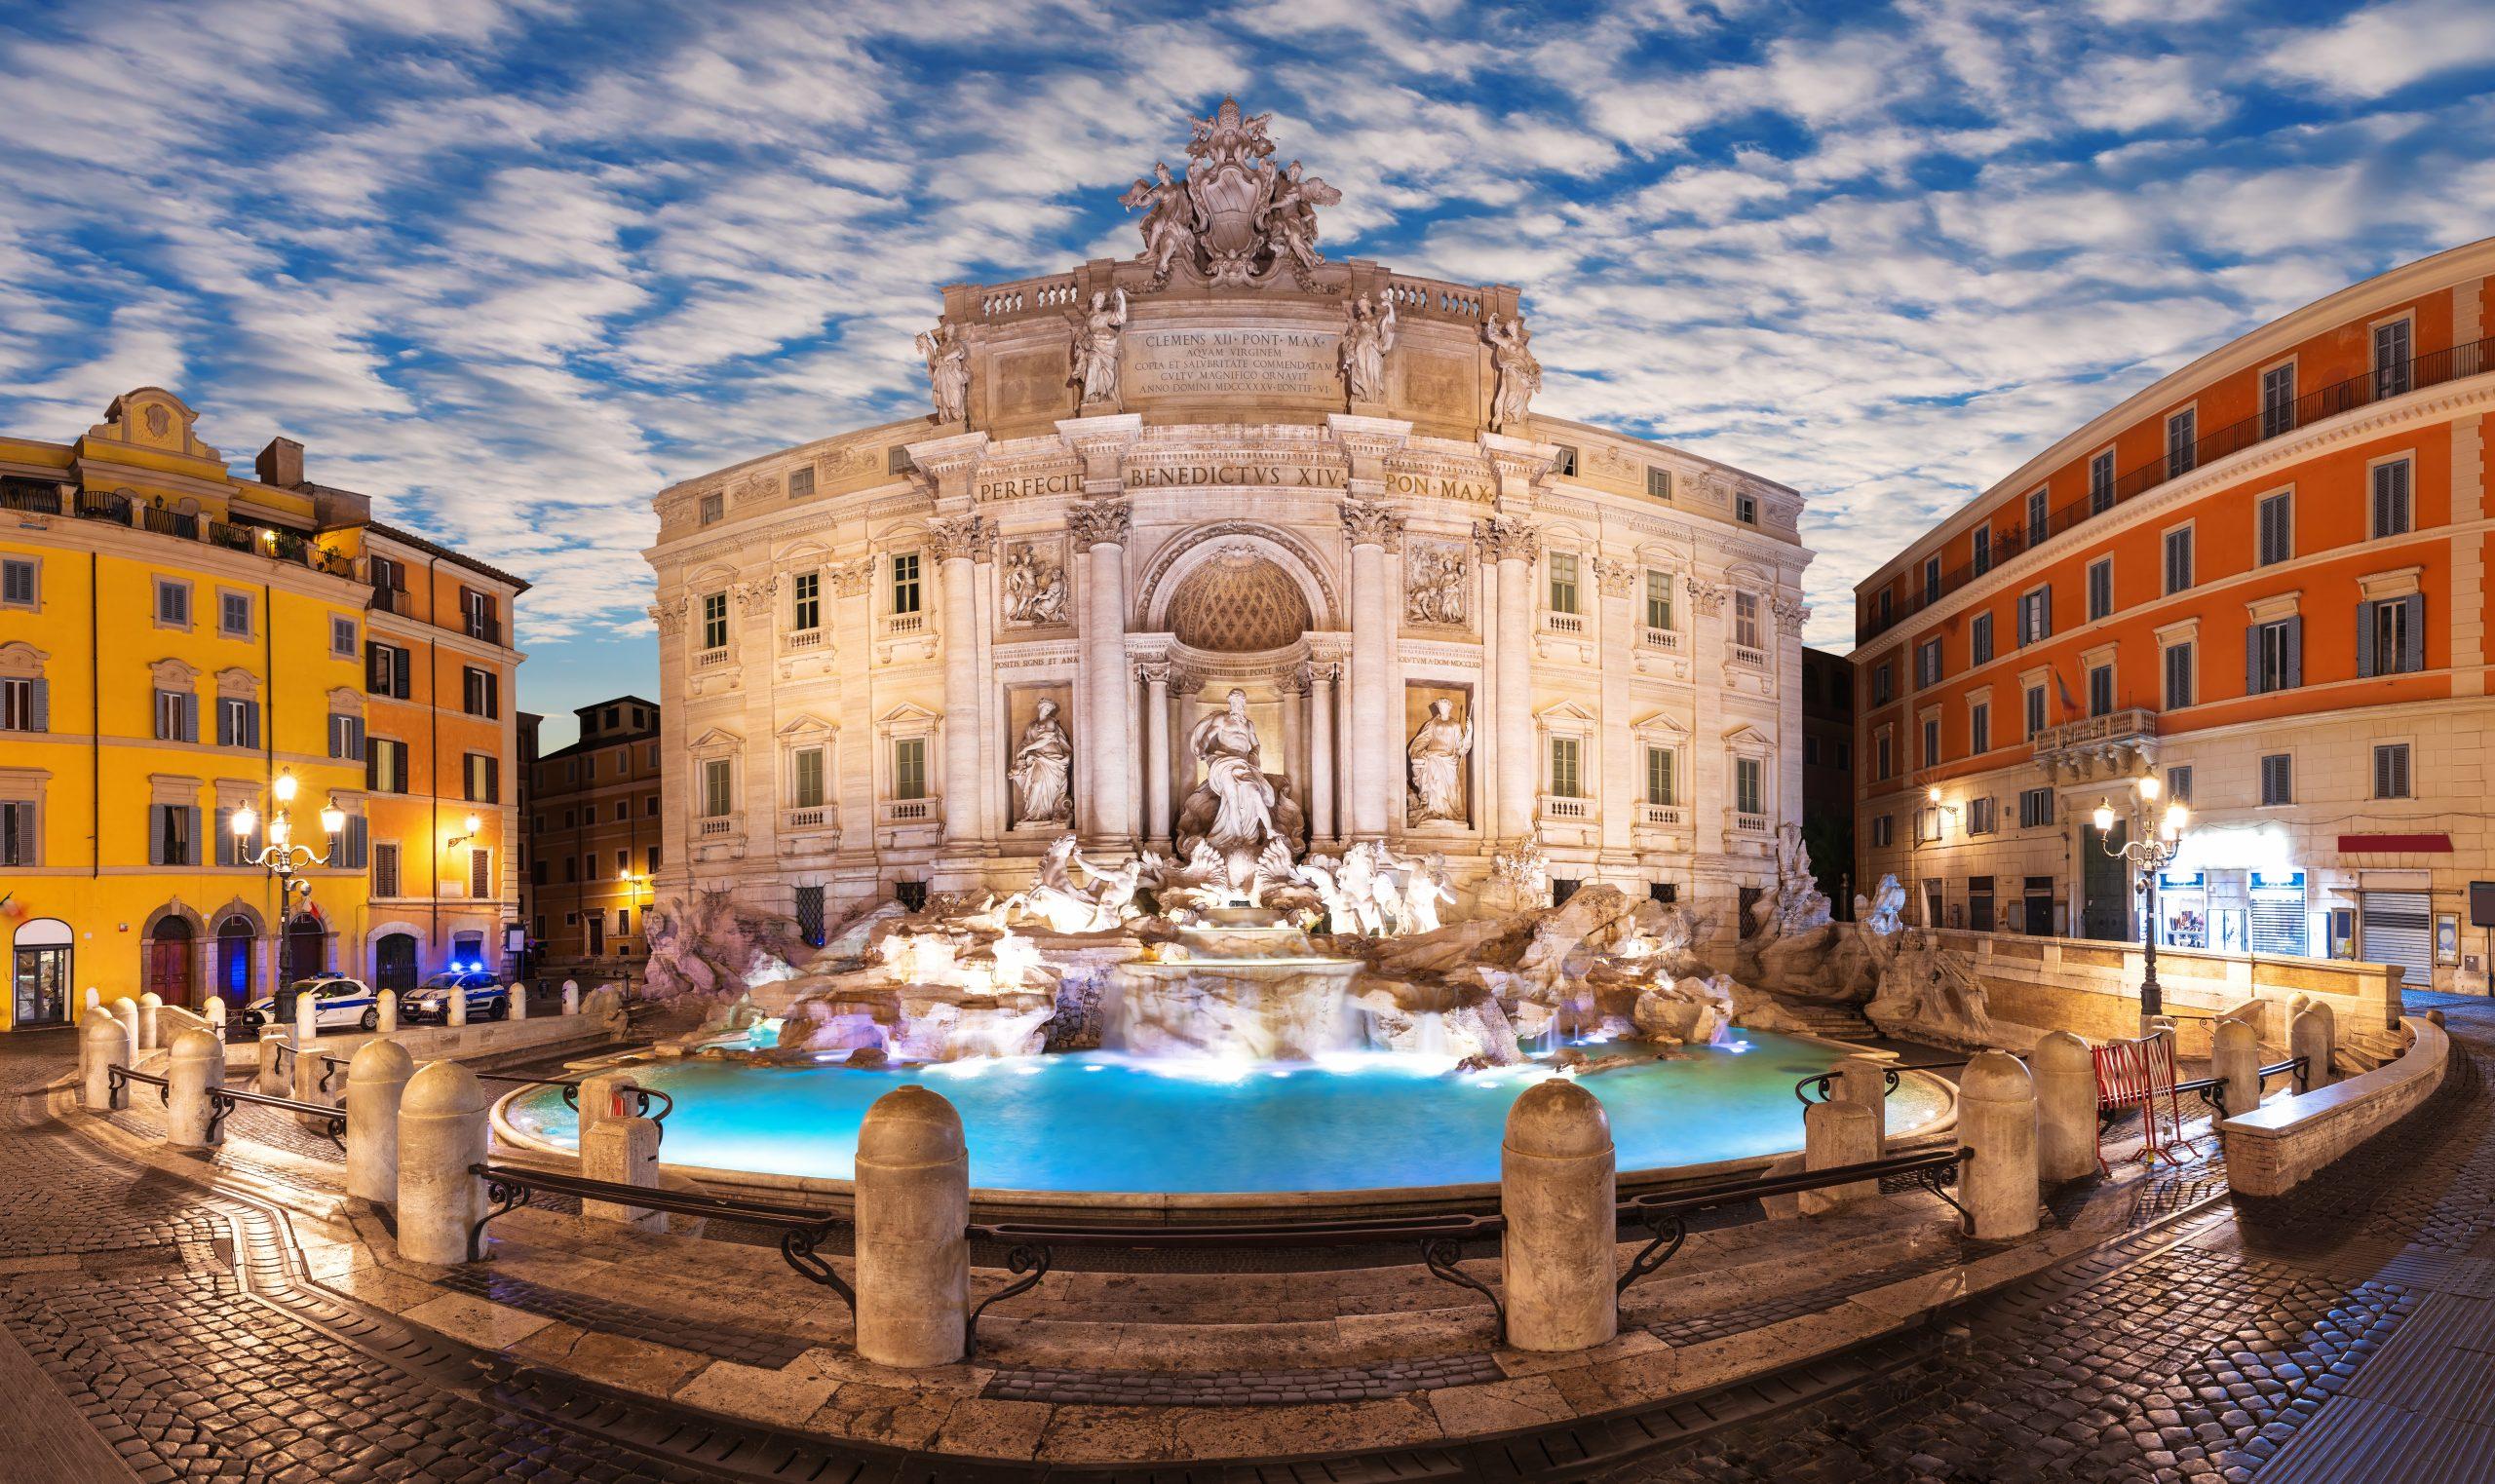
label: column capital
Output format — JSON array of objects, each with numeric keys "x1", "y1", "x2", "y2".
[
  {"x1": 1341, "y1": 497, "x2": 1403, "y2": 549},
  {"x1": 1592, "y1": 556, "x2": 1637, "y2": 600},
  {"x1": 927, "y1": 513, "x2": 988, "y2": 564},
  {"x1": 1167, "y1": 667, "x2": 1206, "y2": 698},
  {"x1": 1135, "y1": 661, "x2": 1172, "y2": 687},
  {"x1": 1685, "y1": 574, "x2": 1727, "y2": 617},
  {"x1": 734, "y1": 575, "x2": 780, "y2": 615},
  {"x1": 1068, "y1": 497, "x2": 1132, "y2": 552},
  {"x1": 828, "y1": 556, "x2": 875, "y2": 597},
  {"x1": 1473, "y1": 514, "x2": 1541, "y2": 565},
  {"x1": 1287, "y1": 662, "x2": 1317, "y2": 696},
  {"x1": 1773, "y1": 597, "x2": 1812, "y2": 636}
]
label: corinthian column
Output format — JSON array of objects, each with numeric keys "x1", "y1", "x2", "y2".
[
  {"x1": 1140, "y1": 663, "x2": 1171, "y2": 850},
  {"x1": 1594, "y1": 557, "x2": 1637, "y2": 860},
  {"x1": 929, "y1": 514, "x2": 985, "y2": 849},
  {"x1": 1479, "y1": 516, "x2": 1540, "y2": 840},
  {"x1": 1688, "y1": 574, "x2": 1728, "y2": 850},
  {"x1": 1071, "y1": 498, "x2": 1134, "y2": 847},
  {"x1": 1342, "y1": 499, "x2": 1402, "y2": 840}
]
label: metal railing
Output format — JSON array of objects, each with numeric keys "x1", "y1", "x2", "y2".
[
  {"x1": 471, "y1": 1072, "x2": 673, "y2": 1128},
  {"x1": 1860, "y1": 334, "x2": 2495, "y2": 643},
  {"x1": 1618, "y1": 1149, "x2": 1969, "y2": 1293},
  {"x1": 1794, "y1": 1059, "x2": 1972, "y2": 1106},
  {"x1": 105, "y1": 1064, "x2": 345, "y2": 1151},
  {"x1": 466, "y1": 1162, "x2": 854, "y2": 1311}
]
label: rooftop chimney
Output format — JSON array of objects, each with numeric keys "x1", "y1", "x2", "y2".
[{"x1": 255, "y1": 437, "x2": 305, "y2": 488}]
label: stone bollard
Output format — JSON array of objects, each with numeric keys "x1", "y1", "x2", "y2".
[
  {"x1": 2213, "y1": 1019, "x2": 2262, "y2": 1118},
  {"x1": 1798, "y1": 1099, "x2": 1882, "y2": 1215},
  {"x1": 575, "y1": 1070, "x2": 639, "y2": 1151},
  {"x1": 82, "y1": 986, "x2": 101, "y2": 1023},
  {"x1": 82, "y1": 1014, "x2": 130, "y2": 1112},
  {"x1": 1833, "y1": 1051, "x2": 1898, "y2": 1152},
  {"x1": 1958, "y1": 1050, "x2": 2040, "y2": 1240},
  {"x1": 166, "y1": 1028, "x2": 225, "y2": 1149},
  {"x1": 852, "y1": 1084, "x2": 971, "y2": 1368},
  {"x1": 114, "y1": 997, "x2": 140, "y2": 1058},
  {"x1": 345, "y1": 1040, "x2": 415, "y2": 1206},
  {"x1": 582, "y1": 1115, "x2": 665, "y2": 1233},
  {"x1": 294, "y1": 989, "x2": 321, "y2": 1050},
  {"x1": 205, "y1": 998, "x2": 226, "y2": 1033},
  {"x1": 257, "y1": 1026, "x2": 291, "y2": 1094},
  {"x1": 377, "y1": 989, "x2": 398, "y2": 1034},
  {"x1": 509, "y1": 983, "x2": 528, "y2": 1020},
  {"x1": 2031, "y1": 1031, "x2": 2099, "y2": 1184},
  {"x1": 562, "y1": 980, "x2": 580, "y2": 1015},
  {"x1": 397, "y1": 1061, "x2": 489, "y2": 1265},
  {"x1": 1501, "y1": 1078, "x2": 1618, "y2": 1352},
  {"x1": 2290, "y1": 1003, "x2": 2336, "y2": 1091},
  {"x1": 137, "y1": 991, "x2": 164, "y2": 1050},
  {"x1": 446, "y1": 987, "x2": 468, "y2": 1027}
]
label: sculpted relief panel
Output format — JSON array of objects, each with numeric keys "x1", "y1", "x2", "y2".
[
  {"x1": 1002, "y1": 539, "x2": 1070, "y2": 628},
  {"x1": 1402, "y1": 539, "x2": 1471, "y2": 628}
]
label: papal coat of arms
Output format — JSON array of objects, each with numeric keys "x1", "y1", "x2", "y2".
[{"x1": 1120, "y1": 97, "x2": 1341, "y2": 289}]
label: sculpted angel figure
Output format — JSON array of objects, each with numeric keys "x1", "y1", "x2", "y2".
[
  {"x1": 1405, "y1": 698, "x2": 1473, "y2": 825},
  {"x1": 914, "y1": 319, "x2": 970, "y2": 424},
  {"x1": 1401, "y1": 853, "x2": 1455, "y2": 934},
  {"x1": 1481, "y1": 312, "x2": 1542, "y2": 432},
  {"x1": 1008, "y1": 698, "x2": 1073, "y2": 825},
  {"x1": 1259, "y1": 160, "x2": 1341, "y2": 279},
  {"x1": 1067, "y1": 288, "x2": 1129, "y2": 407},
  {"x1": 1340, "y1": 294, "x2": 1398, "y2": 403},
  {"x1": 1119, "y1": 161, "x2": 1198, "y2": 283}
]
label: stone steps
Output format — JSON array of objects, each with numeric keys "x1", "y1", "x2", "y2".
[{"x1": 1778, "y1": 1004, "x2": 1880, "y2": 1042}]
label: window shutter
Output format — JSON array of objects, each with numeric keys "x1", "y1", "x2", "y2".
[
  {"x1": 183, "y1": 692, "x2": 198, "y2": 742},
  {"x1": 216, "y1": 700, "x2": 233, "y2": 747},
  {"x1": 148, "y1": 805, "x2": 165, "y2": 865},
  {"x1": 487, "y1": 756, "x2": 500, "y2": 803},
  {"x1": 184, "y1": 807, "x2": 201, "y2": 864},
  {"x1": 352, "y1": 717, "x2": 366, "y2": 760},
  {"x1": 2284, "y1": 617, "x2": 2302, "y2": 688},
  {"x1": 487, "y1": 672, "x2": 500, "y2": 718},
  {"x1": 28, "y1": 678, "x2": 45, "y2": 732},
  {"x1": 365, "y1": 748, "x2": 380, "y2": 792},
  {"x1": 214, "y1": 806, "x2": 233, "y2": 866},
  {"x1": 246, "y1": 700, "x2": 260, "y2": 749},
  {"x1": 2401, "y1": 595, "x2": 2425, "y2": 673},
  {"x1": 2246, "y1": 625, "x2": 2260, "y2": 694},
  {"x1": 346, "y1": 814, "x2": 368, "y2": 868},
  {"x1": 2357, "y1": 601, "x2": 2377, "y2": 678},
  {"x1": 366, "y1": 641, "x2": 385, "y2": 691}
]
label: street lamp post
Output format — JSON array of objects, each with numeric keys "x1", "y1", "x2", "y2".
[
  {"x1": 2092, "y1": 773, "x2": 2190, "y2": 1028},
  {"x1": 232, "y1": 771, "x2": 347, "y2": 989}
]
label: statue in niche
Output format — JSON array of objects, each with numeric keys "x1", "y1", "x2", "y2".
[
  {"x1": 1003, "y1": 542, "x2": 1067, "y2": 626},
  {"x1": 1405, "y1": 699, "x2": 1473, "y2": 826},
  {"x1": 1403, "y1": 542, "x2": 1468, "y2": 627},
  {"x1": 1173, "y1": 687, "x2": 1306, "y2": 892},
  {"x1": 1482, "y1": 312, "x2": 1542, "y2": 432},
  {"x1": 1066, "y1": 288, "x2": 1129, "y2": 407},
  {"x1": 1008, "y1": 698, "x2": 1073, "y2": 826},
  {"x1": 1339, "y1": 293, "x2": 1398, "y2": 403},
  {"x1": 914, "y1": 320, "x2": 970, "y2": 424}
]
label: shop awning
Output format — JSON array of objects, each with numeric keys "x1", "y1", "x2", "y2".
[{"x1": 2336, "y1": 833, "x2": 2454, "y2": 854}]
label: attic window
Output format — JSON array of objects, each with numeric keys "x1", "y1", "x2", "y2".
[
  {"x1": 1551, "y1": 444, "x2": 1579, "y2": 476},
  {"x1": 888, "y1": 447, "x2": 912, "y2": 476},
  {"x1": 788, "y1": 466, "x2": 816, "y2": 498},
  {"x1": 699, "y1": 492, "x2": 722, "y2": 525}
]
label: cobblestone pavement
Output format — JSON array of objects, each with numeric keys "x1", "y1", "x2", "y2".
[{"x1": 1591, "y1": 998, "x2": 2495, "y2": 1484}]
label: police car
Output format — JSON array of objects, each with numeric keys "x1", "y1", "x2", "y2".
[
  {"x1": 244, "y1": 976, "x2": 384, "y2": 1033},
  {"x1": 402, "y1": 968, "x2": 512, "y2": 1025}
]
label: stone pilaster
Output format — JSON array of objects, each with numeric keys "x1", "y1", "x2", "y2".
[
  {"x1": 1070, "y1": 497, "x2": 1135, "y2": 848},
  {"x1": 1595, "y1": 557, "x2": 1637, "y2": 862},
  {"x1": 928, "y1": 514, "x2": 986, "y2": 850},
  {"x1": 1478, "y1": 516, "x2": 1541, "y2": 842},
  {"x1": 1306, "y1": 660, "x2": 1338, "y2": 845},
  {"x1": 1341, "y1": 498, "x2": 1403, "y2": 840},
  {"x1": 828, "y1": 557, "x2": 876, "y2": 859},
  {"x1": 1139, "y1": 663, "x2": 1172, "y2": 849},
  {"x1": 1168, "y1": 668, "x2": 1204, "y2": 841},
  {"x1": 1687, "y1": 575, "x2": 1728, "y2": 857},
  {"x1": 1774, "y1": 595, "x2": 1811, "y2": 839}
]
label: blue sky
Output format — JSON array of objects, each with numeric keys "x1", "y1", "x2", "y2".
[{"x1": 3, "y1": 0, "x2": 2491, "y2": 747}]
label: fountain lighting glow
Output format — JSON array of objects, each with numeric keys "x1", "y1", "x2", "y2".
[{"x1": 500, "y1": 1030, "x2": 1952, "y2": 1197}]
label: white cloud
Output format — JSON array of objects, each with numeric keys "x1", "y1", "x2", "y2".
[{"x1": 2264, "y1": 0, "x2": 2495, "y2": 99}]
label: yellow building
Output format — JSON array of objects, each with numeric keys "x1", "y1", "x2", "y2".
[{"x1": 0, "y1": 387, "x2": 524, "y2": 1028}]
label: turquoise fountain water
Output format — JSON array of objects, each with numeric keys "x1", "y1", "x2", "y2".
[{"x1": 501, "y1": 1029, "x2": 1950, "y2": 1196}]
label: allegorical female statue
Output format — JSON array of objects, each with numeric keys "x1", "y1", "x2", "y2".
[
  {"x1": 1339, "y1": 293, "x2": 1398, "y2": 403},
  {"x1": 1173, "y1": 688, "x2": 1306, "y2": 890},
  {"x1": 1405, "y1": 698, "x2": 1473, "y2": 825},
  {"x1": 1067, "y1": 288, "x2": 1129, "y2": 406},
  {"x1": 1008, "y1": 698, "x2": 1073, "y2": 825},
  {"x1": 1481, "y1": 311, "x2": 1541, "y2": 432},
  {"x1": 914, "y1": 319, "x2": 970, "y2": 424}
]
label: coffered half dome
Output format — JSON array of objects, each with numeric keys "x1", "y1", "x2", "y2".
[{"x1": 1166, "y1": 548, "x2": 1312, "y2": 653}]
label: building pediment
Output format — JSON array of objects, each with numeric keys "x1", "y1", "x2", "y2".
[
  {"x1": 877, "y1": 702, "x2": 940, "y2": 727},
  {"x1": 688, "y1": 726, "x2": 745, "y2": 750},
  {"x1": 1722, "y1": 723, "x2": 1773, "y2": 749},
  {"x1": 778, "y1": 712, "x2": 840, "y2": 739}
]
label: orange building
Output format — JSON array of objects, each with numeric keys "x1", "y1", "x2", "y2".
[{"x1": 1854, "y1": 239, "x2": 2493, "y2": 993}]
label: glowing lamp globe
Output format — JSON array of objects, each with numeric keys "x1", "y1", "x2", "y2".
[
  {"x1": 2092, "y1": 799, "x2": 2116, "y2": 833},
  {"x1": 273, "y1": 772, "x2": 299, "y2": 803},
  {"x1": 230, "y1": 806, "x2": 257, "y2": 839},
  {"x1": 320, "y1": 804, "x2": 346, "y2": 837}
]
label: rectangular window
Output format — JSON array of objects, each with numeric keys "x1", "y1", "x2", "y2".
[
  {"x1": 471, "y1": 848, "x2": 491, "y2": 900},
  {"x1": 892, "y1": 739, "x2": 927, "y2": 800},
  {"x1": 891, "y1": 552, "x2": 922, "y2": 615},
  {"x1": 792, "y1": 746, "x2": 825, "y2": 809},
  {"x1": 2167, "y1": 766, "x2": 2192, "y2": 804},
  {"x1": 1874, "y1": 730, "x2": 1893, "y2": 780},
  {"x1": 365, "y1": 642, "x2": 411, "y2": 699},
  {"x1": 791, "y1": 571, "x2": 821, "y2": 631},
  {"x1": 1644, "y1": 570, "x2": 1673, "y2": 630},
  {"x1": 330, "y1": 615, "x2": 357, "y2": 657},
  {"x1": 372, "y1": 841, "x2": 401, "y2": 898},
  {"x1": 2250, "y1": 618, "x2": 2302, "y2": 694},
  {"x1": 2017, "y1": 587, "x2": 2052, "y2": 645},
  {"x1": 2260, "y1": 752, "x2": 2293, "y2": 806},
  {"x1": 2166, "y1": 408, "x2": 2197, "y2": 478},
  {"x1": 215, "y1": 696, "x2": 260, "y2": 749},
  {"x1": 1550, "y1": 737, "x2": 1582, "y2": 797},
  {"x1": 2257, "y1": 491, "x2": 2292, "y2": 566},
  {"x1": 1871, "y1": 815, "x2": 1894, "y2": 849},
  {"x1": 0, "y1": 676, "x2": 42, "y2": 733},
  {"x1": 2374, "y1": 742, "x2": 2411, "y2": 800},
  {"x1": 788, "y1": 465, "x2": 815, "y2": 499},
  {"x1": 2361, "y1": 595, "x2": 2425, "y2": 677},
  {"x1": 1645, "y1": 747, "x2": 1675, "y2": 805},
  {"x1": 0, "y1": 799, "x2": 35, "y2": 866},
  {"x1": 2371, "y1": 460, "x2": 2412, "y2": 538},
  {"x1": 2088, "y1": 664, "x2": 2113, "y2": 717},
  {"x1": 1551, "y1": 444, "x2": 1578, "y2": 476},
  {"x1": 1548, "y1": 553, "x2": 1580, "y2": 615},
  {"x1": 2164, "y1": 642, "x2": 2194, "y2": 710},
  {"x1": 1646, "y1": 467, "x2": 1672, "y2": 500},
  {"x1": 2163, "y1": 526, "x2": 2194, "y2": 594},
  {"x1": 699, "y1": 491, "x2": 723, "y2": 524},
  {"x1": 701, "y1": 591, "x2": 728, "y2": 650},
  {"x1": 461, "y1": 666, "x2": 499, "y2": 718},
  {"x1": 366, "y1": 738, "x2": 408, "y2": 794},
  {"x1": 0, "y1": 556, "x2": 35, "y2": 608},
  {"x1": 155, "y1": 579, "x2": 190, "y2": 628},
  {"x1": 2024, "y1": 684, "x2": 2047, "y2": 739},
  {"x1": 1736, "y1": 492, "x2": 1758, "y2": 525},
  {"x1": 2261, "y1": 362, "x2": 2296, "y2": 438},
  {"x1": 219, "y1": 590, "x2": 251, "y2": 636},
  {"x1": 1921, "y1": 555, "x2": 1940, "y2": 604},
  {"x1": 1915, "y1": 637, "x2": 1942, "y2": 689},
  {"x1": 2087, "y1": 557, "x2": 2113, "y2": 621},
  {"x1": 2018, "y1": 787, "x2": 2054, "y2": 829},
  {"x1": 1920, "y1": 715, "x2": 1939, "y2": 768},
  {"x1": 1970, "y1": 701, "x2": 1990, "y2": 755},
  {"x1": 154, "y1": 688, "x2": 195, "y2": 742},
  {"x1": 2025, "y1": 487, "x2": 2048, "y2": 544},
  {"x1": 151, "y1": 802, "x2": 196, "y2": 866},
  {"x1": 1872, "y1": 663, "x2": 1893, "y2": 705},
  {"x1": 1734, "y1": 756, "x2": 1763, "y2": 816},
  {"x1": 2374, "y1": 320, "x2": 2413, "y2": 398},
  {"x1": 1973, "y1": 527, "x2": 1991, "y2": 576},
  {"x1": 459, "y1": 588, "x2": 498, "y2": 643},
  {"x1": 2089, "y1": 450, "x2": 2116, "y2": 514},
  {"x1": 702, "y1": 758, "x2": 733, "y2": 816},
  {"x1": 1971, "y1": 612, "x2": 1993, "y2": 667},
  {"x1": 1734, "y1": 591, "x2": 1762, "y2": 649},
  {"x1": 463, "y1": 752, "x2": 500, "y2": 804},
  {"x1": 1968, "y1": 796, "x2": 1997, "y2": 836}
]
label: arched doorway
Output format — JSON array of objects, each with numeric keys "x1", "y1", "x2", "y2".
[
  {"x1": 374, "y1": 932, "x2": 418, "y2": 991},
  {"x1": 214, "y1": 916, "x2": 257, "y2": 1008},
  {"x1": 282, "y1": 913, "x2": 327, "y2": 985},
  {"x1": 11, "y1": 918, "x2": 72, "y2": 1027},
  {"x1": 144, "y1": 918, "x2": 195, "y2": 1006}
]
